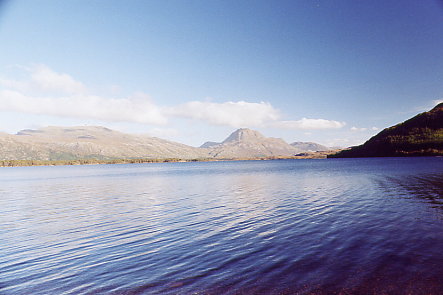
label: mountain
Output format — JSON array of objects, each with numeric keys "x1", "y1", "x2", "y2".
[
  {"x1": 0, "y1": 126, "x2": 207, "y2": 161},
  {"x1": 203, "y1": 128, "x2": 302, "y2": 158},
  {"x1": 0, "y1": 126, "x2": 332, "y2": 161},
  {"x1": 290, "y1": 142, "x2": 331, "y2": 152},
  {"x1": 200, "y1": 141, "x2": 219, "y2": 148},
  {"x1": 329, "y1": 103, "x2": 443, "y2": 158}
]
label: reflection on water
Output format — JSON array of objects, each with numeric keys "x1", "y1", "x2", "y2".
[
  {"x1": 1, "y1": 158, "x2": 443, "y2": 294},
  {"x1": 393, "y1": 174, "x2": 443, "y2": 209}
]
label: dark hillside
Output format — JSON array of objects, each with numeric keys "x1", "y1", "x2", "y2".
[{"x1": 329, "y1": 103, "x2": 443, "y2": 158}]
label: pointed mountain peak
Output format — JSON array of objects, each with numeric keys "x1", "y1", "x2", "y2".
[{"x1": 222, "y1": 128, "x2": 265, "y2": 144}]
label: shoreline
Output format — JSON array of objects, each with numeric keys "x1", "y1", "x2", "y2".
[{"x1": 0, "y1": 152, "x2": 336, "y2": 167}]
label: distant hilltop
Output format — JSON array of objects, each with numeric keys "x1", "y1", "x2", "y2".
[
  {"x1": 0, "y1": 126, "x2": 333, "y2": 161},
  {"x1": 290, "y1": 142, "x2": 331, "y2": 152},
  {"x1": 329, "y1": 103, "x2": 443, "y2": 158},
  {"x1": 201, "y1": 128, "x2": 301, "y2": 158}
]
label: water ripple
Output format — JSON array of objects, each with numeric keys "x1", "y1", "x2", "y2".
[{"x1": 1, "y1": 158, "x2": 443, "y2": 294}]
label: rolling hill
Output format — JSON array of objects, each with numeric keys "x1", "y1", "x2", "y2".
[
  {"x1": 0, "y1": 126, "x2": 207, "y2": 161},
  {"x1": 0, "y1": 126, "x2": 336, "y2": 162}
]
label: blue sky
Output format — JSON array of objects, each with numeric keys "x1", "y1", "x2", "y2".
[{"x1": 0, "y1": 0, "x2": 442, "y2": 147}]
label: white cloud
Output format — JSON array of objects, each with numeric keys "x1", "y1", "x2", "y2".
[
  {"x1": 0, "y1": 64, "x2": 349, "y2": 133},
  {"x1": 272, "y1": 118, "x2": 346, "y2": 130},
  {"x1": 0, "y1": 77, "x2": 27, "y2": 90},
  {"x1": 168, "y1": 101, "x2": 280, "y2": 127},
  {"x1": 0, "y1": 89, "x2": 167, "y2": 125},
  {"x1": 169, "y1": 101, "x2": 344, "y2": 130},
  {"x1": 350, "y1": 126, "x2": 367, "y2": 132},
  {"x1": 29, "y1": 64, "x2": 87, "y2": 94},
  {"x1": 0, "y1": 64, "x2": 87, "y2": 95},
  {"x1": 350, "y1": 126, "x2": 380, "y2": 132},
  {"x1": 414, "y1": 99, "x2": 443, "y2": 113}
]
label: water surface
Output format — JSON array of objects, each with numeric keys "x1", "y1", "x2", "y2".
[{"x1": 1, "y1": 158, "x2": 443, "y2": 294}]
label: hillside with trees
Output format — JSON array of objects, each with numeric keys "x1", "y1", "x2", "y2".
[{"x1": 329, "y1": 103, "x2": 443, "y2": 158}]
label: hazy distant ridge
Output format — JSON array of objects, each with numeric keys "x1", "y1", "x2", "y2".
[
  {"x1": 290, "y1": 142, "x2": 331, "y2": 152},
  {"x1": 0, "y1": 126, "x2": 206, "y2": 161},
  {"x1": 0, "y1": 126, "x2": 333, "y2": 161}
]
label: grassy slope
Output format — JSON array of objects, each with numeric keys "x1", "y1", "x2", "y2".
[{"x1": 329, "y1": 103, "x2": 443, "y2": 158}]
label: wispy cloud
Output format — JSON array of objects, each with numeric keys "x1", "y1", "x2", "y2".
[
  {"x1": 0, "y1": 64, "x2": 86, "y2": 95},
  {"x1": 30, "y1": 64, "x2": 87, "y2": 94},
  {"x1": 168, "y1": 101, "x2": 280, "y2": 127},
  {"x1": 0, "y1": 77, "x2": 26, "y2": 90},
  {"x1": 0, "y1": 64, "x2": 348, "y2": 131},
  {"x1": 350, "y1": 126, "x2": 367, "y2": 132},
  {"x1": 351, "y1": 126, "x2": 379, "y2": 132},
  {"x1": 272, "y1": 118, "x2": 346, "y2": 130},
  {"x1": 413, "y1": 99, "x2": 443, "y2": 113},
  {"x1": 0, "y1": 89, "x2": 167, "y2": 125}
]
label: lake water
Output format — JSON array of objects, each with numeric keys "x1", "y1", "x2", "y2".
[{"x1": 1, "y1": 158, "x2": 443, "y2": 294}]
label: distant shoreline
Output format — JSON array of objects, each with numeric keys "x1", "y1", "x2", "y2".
[{"x1": 0, "y1": 152, "x2": 336, "y2": 167}]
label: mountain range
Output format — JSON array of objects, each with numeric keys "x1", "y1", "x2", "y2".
[
  {"x1": 201, "y1": 128, "x2": 309, "y2": 158},
  {"x1": 329, "y1": 102, "x2": 443, "y2": 158},
  {"x1": 5, "y1": 101, "x2": 440, "y2": 162},
  {"x1": 0, "y1": 126, "x2": 331, "y2": 161}
]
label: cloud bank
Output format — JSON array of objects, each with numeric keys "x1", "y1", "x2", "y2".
[
  {"x1": 30, "y1": 64, "x2": 87, "y2": 94},
  {"x1": 0, "y1": 89, "x2": 167, "y2": 125},
  {"x1": 0, "y1": 64, "x2": 86, "y2": 95},
  {"x1": 168, "y1": 101, "x2": 280, "y2": 127},
  {"x1": 272, "y1": 118, "x2": 346, "y2": 130},
  {"x1": 0, "y1": 64, "x2": 346, "y2": 130}
]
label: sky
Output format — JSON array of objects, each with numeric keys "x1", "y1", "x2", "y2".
[{"x1": 0, "y1": 0, "x2": 442, "y2": 147}]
